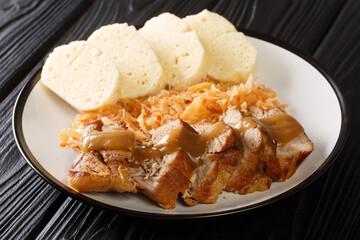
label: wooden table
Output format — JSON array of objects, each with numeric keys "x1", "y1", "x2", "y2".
[{"x1": 1, "y1": 0, "x2": 359, "y2": 239}]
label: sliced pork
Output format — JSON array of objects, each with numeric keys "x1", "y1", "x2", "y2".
[
  {"x1": 132, "y1": 151, "x2": 193, "y2": 209},
  {"x1": 250, "y1": 107, "x2": 314, "y2": 180},
  {"x1": 68, "y1": 150, "x2": 136, "y2": 193},
  {"x1": 183, "y1": 123, "x2": 243, "y2": 205},
  {"x1": 223, "y1": 106, "x2": 281, "y2": 194},
  {"x1": 67, "y1": 106, "x2": 313, "y2": 209},
  {"x1": 132, "y1": 120, "x2": 195, "y2": 209}
]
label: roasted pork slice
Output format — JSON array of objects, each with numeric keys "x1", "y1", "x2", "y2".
[
  {"x1": 183, "y1": 122, "x2": 243, "y2": 205},
  {"x1": 68, "y1": 150, "x2": 136, "y2": 193},
  {"x1": 81, "y1": 117, "x2": 128, "y2": 132},
  {"x1": 223, "y1": 106, "x2": 281, "y2": 194},
  {"x1": 148, "y1": 119, "x2": 196, "y2": 178},
  {"x1": 250, "y1": 107, "x2": 314, "y2": 180},
  {"x1": 277, "y1": 134, "x2": 314, "y2": 180},
  {"x1": 193, "y1": 122, "x2": 242, "y2": 153},
  {"x1": 132, "y1": 120, "x2": 197, "y2": 209},
  {"x1": 182, "y1": 159, "x2": 219, "y2": 206},
  {"x1": 222, "y1": 106, "x2": 244, "y2": 126},
  {"x1": 101, "y1": 119, "x2": 128, "y2": 131},
  {"x1": 202, "y1": 149, "x2": 243, "y2": 203},
  {"x1": 149, "y1": 118, "x2": 197, "y2": 145},
  {"x1": 224, "y1": 127, "x2": 274, "y2": 194},
  {"x1": 83, "y1": 119, "x2": 103, "y2": 131},
  {"x1": 132, "y1": 151, "x2": 193, "y2": 209}
]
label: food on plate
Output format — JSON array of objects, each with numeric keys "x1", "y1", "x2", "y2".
[
  {"x1": 184, "y1": 10, "x2": 257, "y2": 82},
  {"x1": 249, "y1": 107, "x2": 314, "y2": 180},
  {"x1": 139, "y1": 12, "x2": 208, "y2": 86},
  {"x1": 68, "y1": 149, "x2": 136, "y2": 193},
  {"x1": 88, "y1": 23, "x2": 167, "y2": 99},
  {"x1": 42, "y1": 10, "x2": 314, "y2": 209},
  {"x1": 59, "y1": 79, "x2": 314, "y2": 209},
  {"x1": 41, "y1": 41, "x2": 121, "y2": 111}
]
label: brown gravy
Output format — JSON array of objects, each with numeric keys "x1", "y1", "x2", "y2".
[
  {"x1": 131, "y1": 122, "x2": 228, "y2": 167},
  {"x1": 81, "y1": 112, "x2": 304, "y2": 167},
  {"x1": 81, "y1": 130, "x2": 135, "y2": 153},
  {"x1": 232, "y1": 114, "x2": 304, "y2": 146},
  {"x1": 233, "y1": 117, "x2": 258, "y2": 136},
  {"x1": 260, "y1": 114, "x2": 304, "y2": 146},
  {"x1": 132, "y1": 146, "x2": 162, "y2": 167}
]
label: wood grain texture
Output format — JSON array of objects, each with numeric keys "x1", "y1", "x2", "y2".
[
  {"x1": 0, "y1": 0, "x2": 359, "y2": 239},
  {"x1": 0, "y1": 66, "x2": 67, "y2": 239},
  {"x1": 0, "y1": 0, "x2": 92, "y2": 101},
  {"x1": 34, "y1": 195, "x2": 300, "y2": 240},
  {"x1": 292, "y1": 0, "x2": 360, "y2": 239},
  {"x1": 211, "y1": 0, "x2": 346, "y2": 53}
]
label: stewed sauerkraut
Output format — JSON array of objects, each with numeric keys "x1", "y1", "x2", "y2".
[{"x1": 60, "y1": 77, "x2": 285, "y2": 147}]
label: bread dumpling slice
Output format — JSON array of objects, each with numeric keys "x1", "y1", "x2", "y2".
[
  {"x1": 184, "y1": 10, "x2": 257, "y2": 82},
  {"x1": 208, "y1": 32, "x2": 257, "y2": 82},
  {"x1": 88, "y1": 23, "x2": 167, "y2": 98},
  {"x1": 41, "y1": 41, "x2": 121, "y2": 111},
  {"x1": 183, "y1": 9, "x2": 236, "y2": 41},
  {"x1": 139, "y1": 13, "x2": 208, "y2": 87}
]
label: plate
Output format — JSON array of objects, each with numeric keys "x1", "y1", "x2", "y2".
[{"x1": 13, "y1": 32, "x2": 349, "y2": 218}]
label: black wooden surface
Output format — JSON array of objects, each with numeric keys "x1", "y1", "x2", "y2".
[{"x1": 1, "y1": 0, "x2": 359, "y2": 239}]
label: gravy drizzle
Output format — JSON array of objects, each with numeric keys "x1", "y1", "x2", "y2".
[
  {"x1": 132, "y1": 122, "x2": 228, "y2": 167},
  {"x1": 81, "y1": 112, "x2": 304, "y2": 168},
  {"x1": 232, "y1": 114, "x2": 304, "y2": 147},
  {"x1": 260, "y1": 114, "x2": 304, "y2": 146},
  {"x1": 81, "y1": 129, "x2": 135, "y2": 153},
  {"x1": 233, "y1": 117, "x2": 258, "y2": 136}
]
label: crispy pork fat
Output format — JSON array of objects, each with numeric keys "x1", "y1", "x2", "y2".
[{"x1": 68, "y1": 150, "x2": 136, "y2": 193}]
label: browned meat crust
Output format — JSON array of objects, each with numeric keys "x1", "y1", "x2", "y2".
[
  {"x1": 183, "y1": 159, "x2": 219, "y2": 206},
  {"x1": 132, "y1": 151, "x2": 193, "y2": 209},
  {"x1": 68, "y1": 150, "x2": 136, "y2": 193},
  {"x1": 203, "y1": 149, "x2": 243, "y2": 203}
]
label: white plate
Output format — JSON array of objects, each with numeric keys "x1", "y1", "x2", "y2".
[{"x1": 13, "y1": 33, "x2": 349, "y2": 218}]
